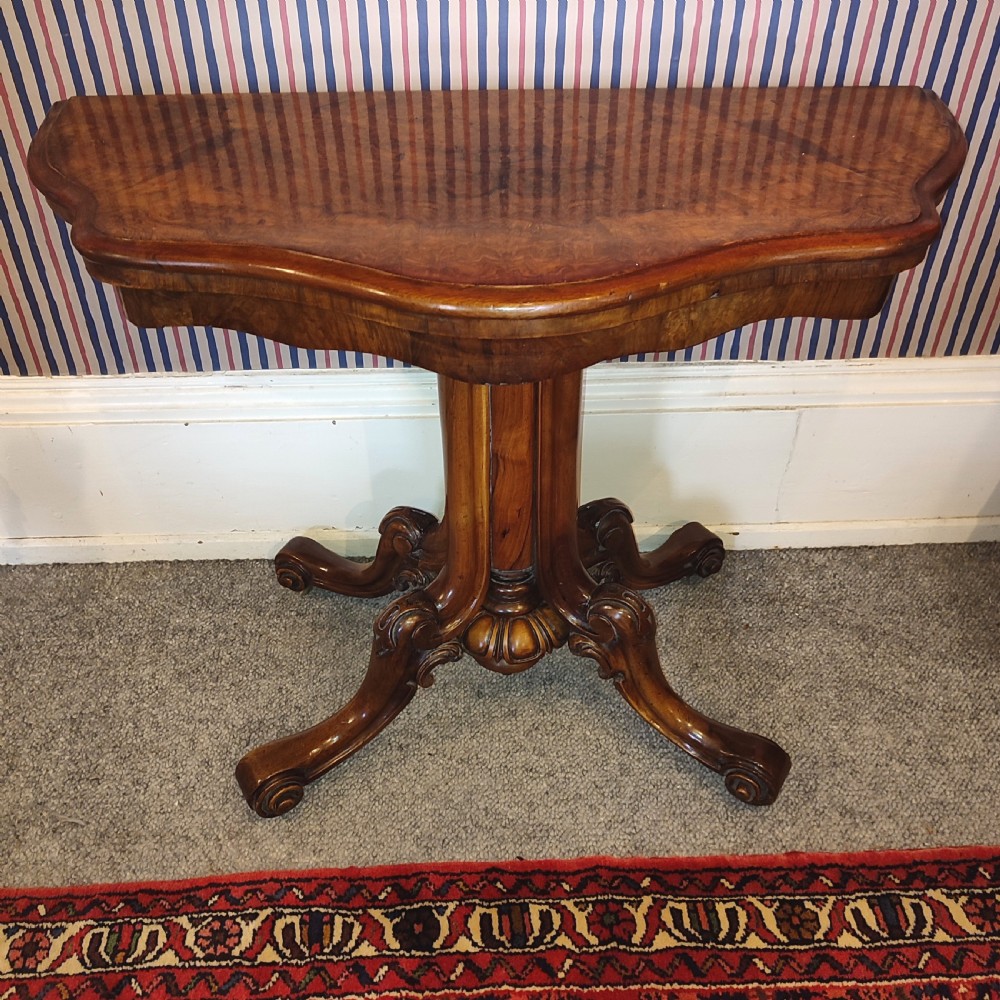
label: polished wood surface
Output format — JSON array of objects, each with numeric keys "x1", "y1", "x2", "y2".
[
  {"x1": 29, "y1": 87, "x2": 964, "y2": 383},
  {"x1": 29, "y1": 87, "x2": 965, "y2": 817}
]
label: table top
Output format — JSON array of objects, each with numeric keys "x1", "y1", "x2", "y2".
[{"x1": 30, "y1": 87, "x2": 965, "y2": 381}]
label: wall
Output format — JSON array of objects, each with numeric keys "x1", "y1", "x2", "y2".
[{"x1": 3, "y1": 1, "x2": 1000, "y2": 376}]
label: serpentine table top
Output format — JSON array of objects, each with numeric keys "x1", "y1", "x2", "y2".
[
  {"x1": 30, "y1": 87, "x2": 964, "y2": 383},
  {"x1": 29, "y1": 87, "x2": 965, "y2": 817}
]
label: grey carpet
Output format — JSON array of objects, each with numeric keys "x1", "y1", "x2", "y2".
[{"x1": 1, "y1": 543, "x2": 998, "y2": 888}]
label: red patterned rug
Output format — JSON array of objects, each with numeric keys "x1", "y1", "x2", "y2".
[{"x1": 2, "y1": 847, "x2": 999, "y2": 998}]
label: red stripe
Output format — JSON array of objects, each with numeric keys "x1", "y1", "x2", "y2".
[
  {"x1": 838, "y1": 319, "x2": 856, "y2": 361},
  {"x1": 742, "y1": 1, "x2": 762, "y2": 87},
  {"x1": 797, "y1": 3, "x2": 822, "y2": 86},
  {"x1": 170, "y1": 325, "x2": 189, "y2": 370},
  {"x1": 339, "y1": 3, "x2": 355, "y2": 90},
  {"x1": 154, "y1": 0, "x2": 183, "y2": 93},
  {"x1": 629, "y1": 0, "x2": 645, "y2": 88},
  {"x1": 573, "y1": 0, "x2": 586, "y2": 89},
  {"x1": 458, "y1": 0, "x2": 470, "y2": 89},
  {"x1": 686, "y1": 0, "x2": 703, "y2": 89},
  {"x1": 216, "y1": 1, "x2": 242, "y2": 91},
  {"x1": 851, "y1": 3, "x2": 881, "y2": 86},
  {"x1": 279, "y1": 0, "x2": 298, "y2": 91},
  {"x1": 33, "y1": 0, "x2": 68, "y2": 100},
  {"x1": 518, "y1": 0, "x2": 527, "y2": 88},
  {"x1": 93, "y1": 3, "x2": 126, "y2": 94},
  {"x1": 399, "y1": 1, "x2": 413, "y2": 88},
  {"x1": 908, "y1": 0, "x2": 938, "y2": 86}
]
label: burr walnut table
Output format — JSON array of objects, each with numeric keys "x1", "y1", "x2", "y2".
[{"x1": 30, "y1": 87, "x2": 965, "y2": 817}]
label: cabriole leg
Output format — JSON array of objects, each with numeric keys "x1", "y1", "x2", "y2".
[
  {"x1": 275, "y1": 507, "x2": 443, "y2": 598},
  {"x1": 569, "y1": 585, "x2": 791, "y2": 805},
  {"x1": 235, "y1": 591, "x2": 462, "y2": 817},
  {"x1": 578, "y1": 498, "x2": 724, "y2": 588}
]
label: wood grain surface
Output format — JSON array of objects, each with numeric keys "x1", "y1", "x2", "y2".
[{"x1": 29, "y1": 87, "x2": 964, "y2": 382}]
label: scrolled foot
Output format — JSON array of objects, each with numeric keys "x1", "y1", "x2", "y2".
[
  {"x1": 578, "y1": 498, "x2": 725, "y2": 589},
  {"x1": 239, "y1": 767, "x2": 307, "y2": 818},
  {"x1": 570, "y1": 583, "x2": 790, "y2": 805},
  {"x1": 723, "y1": 756, "x2": 787, "y2": 807},
  {"x1": 275, "y1": 545, "x2": 317, "y2": 593}
]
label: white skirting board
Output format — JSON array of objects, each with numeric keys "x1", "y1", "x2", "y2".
[{"x1": 1, "y1": 357, "x2": 998, "y2": 564}]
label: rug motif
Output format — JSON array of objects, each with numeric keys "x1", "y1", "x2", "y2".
[{"x1": 1, "y1": 847, "x2": 998, "y2": 998}]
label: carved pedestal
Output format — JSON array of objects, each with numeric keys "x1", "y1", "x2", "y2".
[{"x1": 235, "y1": 372, "x2": 791, "y2": 816}]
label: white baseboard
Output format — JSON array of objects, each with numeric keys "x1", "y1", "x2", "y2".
[{"x1": 2, "y1": 358, "x2": 999, "y2": 564}]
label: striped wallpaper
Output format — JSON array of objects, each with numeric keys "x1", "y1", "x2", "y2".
[{"x1": 3, "y1": 2, "x2": 999, "y2": 376}]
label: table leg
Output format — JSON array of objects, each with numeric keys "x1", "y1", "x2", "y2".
[
  {"x1": 578, "y1": 498, "x2": 725, "y2": 588},
  {"x1": 236, "y1": 370, "x2": 790, "y2": 816},
  {"x1": 274, "y1": 507, "x2": 444, "y2": 597}
]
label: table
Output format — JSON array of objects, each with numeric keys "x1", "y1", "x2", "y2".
[{"x1": 29, "y1": 87, "x2": 965, "y2": 817}]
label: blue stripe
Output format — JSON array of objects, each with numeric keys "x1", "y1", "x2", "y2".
[
  {"x1": 478, "y1": 0, "x2": 490, "y2": 89},
  {"x1": 722, "y1": 0, "x2": 746, "y2": 85},
  {"x1": 49, "y1": 0, "x2": 86, "y2": 92},
  {"x1": 553, "y1": 0, "x2": 568, "y2": 89},
  {"x1": 702, "y1": 2, "x2": 723, "y2": 86},
  {"x1": 757, "y1": 3, "x2": 782, "y2": 85},
  {"x1": 533, "y1": 1, "x2": 546, "y2": 88},
  {"x1": 812, "y1": 0, "x2": 842, "y2": 84},
  {"x1": 255, "y1": 0, "x2": 281, "y2": 92},
  {"x1": 132, "y1": 1, "x2": 165, "y2": 94},
  {"x1": 776, "y1": 319, "x2": 793, "y2": 361},
  {"x1": 294, "y1": 0, "x2": 317, "y2": 91},
  {"x1": 172, "y1": 0, "x2": 205, "y2": 93},
  {"x1": 439, "y1": 0, "x2": 451, "y2": 89},
  {"x1": 10, "y1": 0, "x2": 52, "y2": 110},
  {"x1": 193, "y1": 0, "x2": 223, "y2": 92},
  {"x1": 184, "y1": 327, "x2": 204, "y2": 371},
  {"x1": 609, "y1": 0, "x2": 626, "y2": 88},
  {"x1": 645, "y1": 0, "x2": 663, "y2": 87},
  {"x1": 889, "y1": 0, "x2": 920, "y2": 86},
  {"x1": 236, "y1": 332, "x2": 253, "y2": 369},
  {"x1": 314, "y1": 1, "x2": 338, "y2": 90},
  {"x1": 235, "y1": 4, "x2": 261, "y2": 91},
  {"x1": 376, "y1": 0, "x2": 394, "y2": 90},
  {"x1": 416, "y1": 0, "x2": 431, "y2": 89},
  {"x1": 257, "y1": 336, "x2": 272, "y2": 368},
  {"x1": 0, "y1": 280, "x2": 28, "y2": 375},
  {"x1": 496, "y1": 0, "x2": 509, "y2": 88},
  {"x1": 833, "y1": 0, "x2": 862, "y2": 85},
  {"x1": 153, "y1": 327, "x2": 173, "y2": 372},
  {"x1": 202, "y1": 327, "x2": 221, "y2": 371},
  {"x1": 868, "y1": 0, "x2": 896, "y2": 83},
  {"x1": 71, "y1": 0, "x2": 108, "y2": 92},
  {"x1": 109, "y1": 2, "x2": 144, "y2": 93},
  {"x1": 350, "y1": 0, "x2": 374, "y2": 91},
  {"x1": 778, "y1": 0, "x2": 803, "y2": 85},
  {"x1": 935, "y1": 0, "x2": 976, "y2": 106},
  {"x1": 589, "y1": 0, "x2": 604, "y2": 88},
  {"x1": 666, "y1": 0, "x2": 685, "y2": 87},
  {"x1": 920, "y1": 0, "x2": 959, "y2": 93}
]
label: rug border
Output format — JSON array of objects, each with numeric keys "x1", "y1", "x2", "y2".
[{"x1": 3, "y1": 844, "x2": 998, "y2": 900}]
